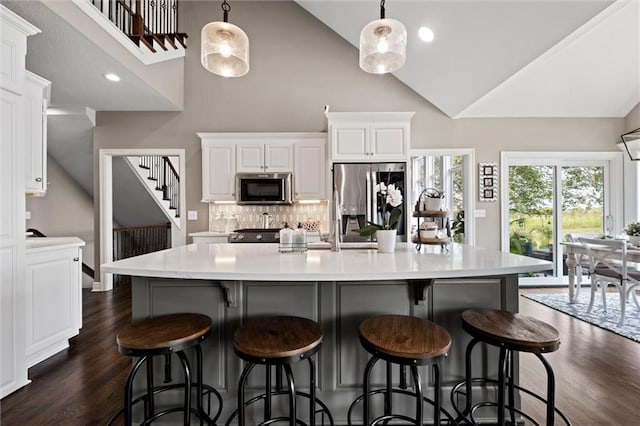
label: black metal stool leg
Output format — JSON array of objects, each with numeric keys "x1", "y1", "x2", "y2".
[
  {"x1": 536, "y1": 353, "x2": 556, "y2": 426},
  {"x1": 308, "y1": 355, "x2": 317, "y2": 426},
  {"x1": 266, "y1": 365, "x2": 272, "y2": 421},
  {"x1": 363, "y1": 355, "x2": 379, "y2": 426},
  {"x1": 177, "y1": 351, "x2": 192, "y2": 426},
  {"x1": 125, "y1": 355, "x2": 148, "y2": 426},
  {"x1": 410, "y1": 365, "x2": 423, "y2": 426},
  {"x1": 385, "y1": 362, "x2": 392, "y2": 418},
  {"x1": 237, "y1": 362, "x2": 255, "y2": 426},
  {"x1": 194, "y1": 344, "x2": 205, "y2": 426},
  {"x1": 497, "y1": 346, "x2": 508, "y2": 426},
  {"x1": 433, "y1": 363, "x2": 441, "y2": 426},
  {"x1": 145, "y1": 355, "x2": 155, "y2": 420},
  {"x1": 283, "y1": 363, "x2": 296, "y2": 426},
  {"x1": 507, "y1": 350, "x2": 516, "y2": 425},
  {"x1": 464, "y1": 338, "x2": 479, "y2": 416}
]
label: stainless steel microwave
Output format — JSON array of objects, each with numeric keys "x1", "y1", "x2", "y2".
[{"x1": 236, "y1": 173, "x2": 293, "y2": 205}]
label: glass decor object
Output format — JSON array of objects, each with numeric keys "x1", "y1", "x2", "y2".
[
  {"x1": 359, "y1": 0, "x2": 407, "y2": 74},
  {"x1": 201, "y1": 0, "x2": 249, "y2": 78}
]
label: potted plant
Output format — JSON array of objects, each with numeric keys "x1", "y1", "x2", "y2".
[
  {"x1": 624, "y1": 221, "x2": 640, "y2": 246},
  {"x1": 358, "y1": 178, "x2": 403, "y2": 253},
  {"x1": 415, "y1": 188, "x2": 445, "y2": 212}
]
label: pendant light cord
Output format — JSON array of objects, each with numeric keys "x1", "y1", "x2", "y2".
[
  {"x1": 221, "y1": 0, "x2": 230, "y2": 22},
  {"x1": 380, "y1": 0, "x2": 386, "y2": 19}
]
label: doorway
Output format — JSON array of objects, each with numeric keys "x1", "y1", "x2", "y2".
[
  {"x1": 97, "y1": 149, "x2": 186, "y2": 292},
  {"x1": 501, "y1": 152, "x2": 624, "y2": 285}
]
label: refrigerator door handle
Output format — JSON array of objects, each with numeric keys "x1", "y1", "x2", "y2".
[{"x1": 366, "y1": 170, "x2": 372, "y2": 226}]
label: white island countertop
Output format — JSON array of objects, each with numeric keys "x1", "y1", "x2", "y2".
[{"x1": 101, "y1": 242, "x2": 551, "y2": 281}]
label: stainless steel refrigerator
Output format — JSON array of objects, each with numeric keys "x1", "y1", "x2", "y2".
[{"x1": 333, "y1": 162, "x2": 406, "y2": 242}]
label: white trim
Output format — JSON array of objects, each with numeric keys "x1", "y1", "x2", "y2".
[
  {"x1": 72, "y1": 0, "x2": 185, "y2": 66},
  {"x1": 500, "y1": 151, "x2": 624, "y2": 284},
  {"x1": 409, "y1": 148, "x2": 476, "y2": 246},
  {"x1": 97, "y1": 149, "x2": 186, "y2": 292},
  {"x1": 0, "y1": 5, "x2": 41, "y2": 36}
]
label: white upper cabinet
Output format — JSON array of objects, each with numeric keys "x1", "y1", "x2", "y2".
[
  {"x1": 294, "y1": 136, "x2": 327, "y2": 200},
  {"x1": 24, "y1": 71, "x2": 50, "y2": 196},
  {"x1": 200, "y1": 135, "x2": 236, "y2": 202},
  {"x1": 327, "y1": 112, "x2": 414, "y2": 162},
  {"x1": 237, "y1": 141, "x2": 293, "y2": 172},
  {"x1": 199, "y1": 133, "x2": 328, "y2": 202}
]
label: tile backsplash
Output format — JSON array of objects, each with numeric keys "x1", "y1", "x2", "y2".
[{"x1": 209, "y1": 203, "x2": 329, "y2": 233}]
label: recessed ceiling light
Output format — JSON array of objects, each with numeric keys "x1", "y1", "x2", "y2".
[
  {"x1": 418, "y1": 27, "x2": 434, "y2": 43},
  {"x1": 103, "y1": 73, "x2": 120, "y2": 82}
]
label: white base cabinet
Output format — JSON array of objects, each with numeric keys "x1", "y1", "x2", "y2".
[{"x1": 25, "y1": 238, "x2": 84, "y2": 368}]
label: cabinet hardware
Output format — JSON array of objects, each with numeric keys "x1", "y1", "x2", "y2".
[
  {"x1": 35, "y1": 177, "x2": 42, "y2": 182},
  {"x1": 73, "y1": 257, "x2": 79, "y2": 262}
]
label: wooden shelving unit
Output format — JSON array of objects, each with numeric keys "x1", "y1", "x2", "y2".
[{"x1": 412, "y1": 210, "x2": 451, "y2": 250}]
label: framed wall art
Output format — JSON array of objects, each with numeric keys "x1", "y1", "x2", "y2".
[{"x1": 479, "y1": 162, "x2": 498, "y2": 202}]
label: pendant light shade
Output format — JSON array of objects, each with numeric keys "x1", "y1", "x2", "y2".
[
  {"x1": 201, "y1": 1, "x2": 249, "y2": 78},
  {"x1": 359, "y1": 1, "x2": 406, "y2": 74}
]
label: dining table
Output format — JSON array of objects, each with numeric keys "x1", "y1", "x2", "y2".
[{"x1": 561, "y1": 240, "x2": 640, "y2": 303}]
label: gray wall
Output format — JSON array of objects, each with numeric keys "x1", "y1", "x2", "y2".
[
  {"x1": 93, "y1": 1, "x2": 626, "y2": 273},
  {"x1": 626, "y1": 103, "x2": 640, "y2": 130}
]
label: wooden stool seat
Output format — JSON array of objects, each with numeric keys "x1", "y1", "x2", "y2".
[
  {"x1": 117, "y1": 313, "x2": 212, "y2": 355},
  {"x1": 461, "y1": 308, "x2": 560, "y2": 354},
  {"x1": 359, "y1": 315, "x2": 451, "y2": 362},
  {"x1": 233, "y1": 316, "x2": 323, "y2": 362}
]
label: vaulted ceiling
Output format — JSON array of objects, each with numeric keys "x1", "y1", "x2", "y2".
[{"x1": 297, "y1": 0, "x2": 639, "y2": 118}]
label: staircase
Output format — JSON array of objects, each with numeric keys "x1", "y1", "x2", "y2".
[
  {"x1": 75, "y1": 0, "x2": 186, "y2": 65},
  {"x1": 125, "y1": 155, "x2": 181, "y2": 228}
]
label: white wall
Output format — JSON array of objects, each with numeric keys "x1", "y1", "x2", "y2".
[
  {"x1": 26, "y1": 155, "x2": 94, "y2": 287},
  {"x1": 92, "y1": 1, "x2": 625, "y2": 272}
]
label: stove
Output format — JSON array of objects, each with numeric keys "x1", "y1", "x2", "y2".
[{"x1": 228, "y1": 228, "x2": 281, "y2": 243}]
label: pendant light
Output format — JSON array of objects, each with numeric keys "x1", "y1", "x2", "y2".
[
  {"x1": 359, "y1": 0, "x2": 407, "y2": 74},
  {"x1": 621, "y1": 128, "x2": 640, "y2": 161},
  {"x1": 201, "y1": 0, "x2": 249, "y2": 78}
]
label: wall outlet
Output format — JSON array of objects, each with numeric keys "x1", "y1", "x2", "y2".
[
  {"x1": 474, "y1": 209, "x2": 486, "y2": 218},
  {"x1": 26, "y1": 211, "x2": 31, "y2": 220},
  {"x1": 187, "y1": 210, "x2": 198, "y2": 220}
]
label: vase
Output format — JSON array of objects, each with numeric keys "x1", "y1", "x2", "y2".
[
  {"x1": 628, "y1": 235, "x2": 640, "y2": 247},
  {"x1": 376, "y1": 229, "x2": 397, "y2": 253},
  {"x1": 424, "y1": 198, "x2": 444, "y2": 211}
]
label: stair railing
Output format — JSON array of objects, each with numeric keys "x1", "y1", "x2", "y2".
[
  {"x1": 90, "y1": 0, "x2": 186, "y2": 53},
  {"x1": 138, "y1": 155, "x2": 180, "y2": 219},
  {"x1": 112, "y1": 222, "x2": 171, "y2": 285}
]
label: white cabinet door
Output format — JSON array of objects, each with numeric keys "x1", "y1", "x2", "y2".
[
  {"x1": 202, "y1": 140, "x2": 236, "y2": 201},
  {"x1": 24, "y1": 72, "x2": 49, "y2": 195},
  {"x1": 370, "y1": 122, "x2": 409, "y2": 160},
  {"x1": 0, "y1": 88, "x2": 28, "y2": 398},
  {"x1": 236, "y1": 143, "x2": 264, "y2": 172},
  {"x1": 264, "y1": 143, "x2": 293, "y2": 172},
  {"x1": 294, "y1": 138, "x2": 326, "y2": 200},
  {"x1": 330, "y1": 122, "x2": 369, "y2": 161},
  {"x1": 25, "y1": 246, "x2": 82, "y2": 367},
  {"x1": 237, "y1": 142, "x2": 293, "y2": 172}
]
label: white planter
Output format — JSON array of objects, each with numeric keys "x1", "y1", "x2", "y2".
[
  {"x1": 424, "y1": 198, "x2": 444, "y2": 211},
  {"x1": 376, "y1": 229, "x2": 397, "y2": 253},
  {"x1": 628, "y1": 235, "x2": 640, "y2": 246}
]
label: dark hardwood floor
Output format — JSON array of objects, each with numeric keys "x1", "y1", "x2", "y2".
[{"x1": 1, "y1": 285, "x2": 639, "y2": 425}]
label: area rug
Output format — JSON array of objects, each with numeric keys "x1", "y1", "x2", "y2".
[{"x1": 522, "y1": 292, "x2": 640, "y2": 342}]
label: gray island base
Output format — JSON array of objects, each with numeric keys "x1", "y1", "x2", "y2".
[{"x1": 103, "y1": 243, "x2": 551, "y2": 424}]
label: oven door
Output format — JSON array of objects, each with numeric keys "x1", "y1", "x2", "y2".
[{"x1": 236, "y1": 173, "x2": 292, "y2": 205}]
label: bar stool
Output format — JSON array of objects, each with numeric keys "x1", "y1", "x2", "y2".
[
  {"x1": 450, "y1": 308, "x2": 571, "y2": 425},
  {"x1": 226, "y1": 316, "x2": 334, "y2": 426},
  {"x1": 347, "y1": 315, "x2": 454, "y2": 425},
  {"x1": 110, "y1": 313, "x2": 223, "y2": 425}
]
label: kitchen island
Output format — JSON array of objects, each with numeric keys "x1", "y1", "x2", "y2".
[{"x1": 102, "y1": 242, "x2": 550, "y2": 424}]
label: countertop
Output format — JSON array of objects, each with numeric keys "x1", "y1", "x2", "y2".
[
  {"x1": 188, "y1": 231, "x2": 230, "y2": 237},
  {"x1": 26, "y1": 237, "x2": 85, "y2": 253},
  {"x1": 101, "y1": 242, "x2": 551, "y2": 281}
]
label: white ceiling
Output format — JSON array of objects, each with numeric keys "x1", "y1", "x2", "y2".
[
  {"x1": 4, "y1": 0, "x2": 639, "y2": 119},
  {"x1": 297, "y1": 0, "x2": 640, "y2": 118}
]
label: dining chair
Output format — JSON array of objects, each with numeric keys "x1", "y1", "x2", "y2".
[
  {"x1": 565, "y1": 233, "x2": 601, "y2": 299},
  {"x1": 577, "y1": 238, "x2": 640, "y2": 326}
]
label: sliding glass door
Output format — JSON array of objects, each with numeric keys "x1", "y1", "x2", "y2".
[{"x1": 502, "y1": 153, "x2": 623, "y2": 285}]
